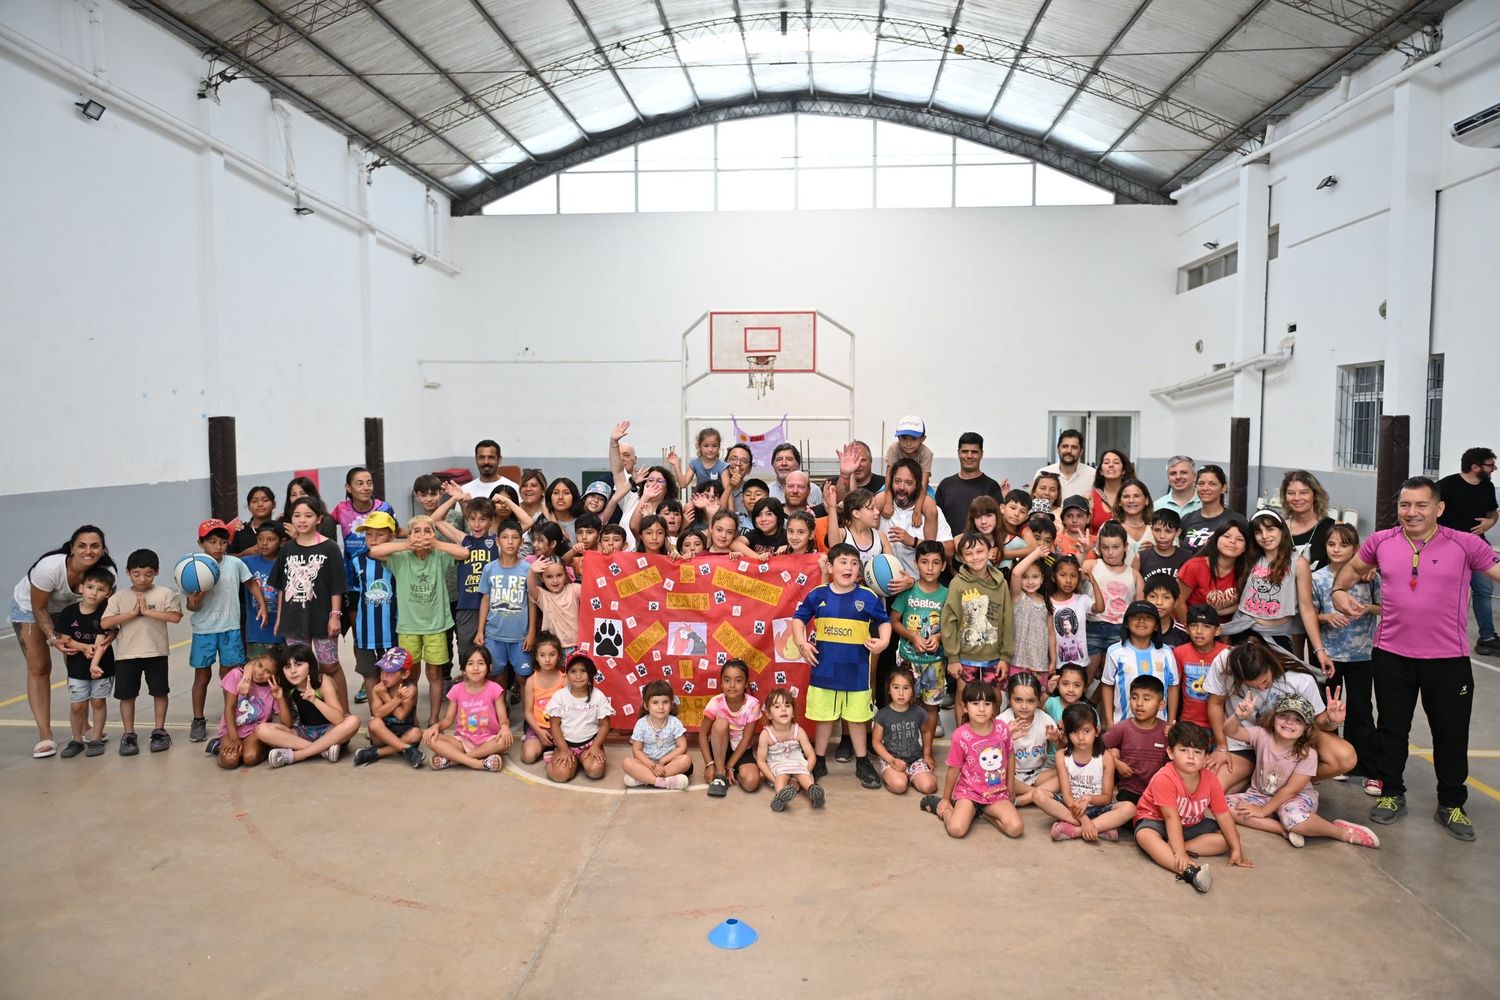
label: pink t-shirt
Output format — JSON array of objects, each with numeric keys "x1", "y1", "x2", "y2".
[
  {"x1": 1134, "y1": 765, "x2": 1229, "y2": 826},
  {"x1": 1359, "y1": 526, "x2": 1498, "y2": 659},
  {"x1": 447, "y1": 680, "x2": 504, "y2": 745},
  {"x1": 1240, "y1": 723, "x2": 1318, "y2": 797},
  {"x1": 217, "y1": 667, "x2": 277, "y2": 739},
  {"x1": 701, "y1": 693, "x2": 762, "y2": 749},
  {"x1": 946, "y1": 721, "x2": 1014, "y2": 805}
]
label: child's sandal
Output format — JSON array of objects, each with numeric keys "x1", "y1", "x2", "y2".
[
  {"x1": 919, "y1": 794, "x2": 941, "y2": 815},
  {"x1": 483, "y1": 754, "x2": 503, "y2": 772},
  {"x1": 431, "y1": 754, "x2": 451, "y2": 770}
]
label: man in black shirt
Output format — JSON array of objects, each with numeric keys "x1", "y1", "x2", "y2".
[
  {"x1": 1438, "y1": 446, "x2": 1499, "y2": 653},
  {"x1": 933, "y1": 432, "x2": 1003, "y2": 539}
]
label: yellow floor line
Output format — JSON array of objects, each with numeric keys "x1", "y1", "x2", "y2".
[
  {"x1": 1411, "y1": 750, "x2": 1500, "y2": 803},
  {"x1": 0, "y1": 638, "x2": 194, "y2": 708}
]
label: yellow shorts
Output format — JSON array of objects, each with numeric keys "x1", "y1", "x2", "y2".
[
  {"x1": 805, "y1": 685, "x2": 874, "y2": 723},
  {"x1": 399, "y1": 632, "x2": 450, "y2": 666}
]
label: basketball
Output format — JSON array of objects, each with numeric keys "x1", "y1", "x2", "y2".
[
  {"x1": 174, "y1": 553, "x2": 221, "y2": 595},
  {"x1": 862, "y1": 553, "x2": 904, "y2": 597}
]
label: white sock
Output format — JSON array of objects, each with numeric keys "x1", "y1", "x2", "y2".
[{"x1": 623, "y1": 774, "x2": 642, "y2": 787}]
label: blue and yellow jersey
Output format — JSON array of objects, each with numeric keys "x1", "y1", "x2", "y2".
[{"x1": 794, "y1": 584, "x2": 890, "y2": 691}]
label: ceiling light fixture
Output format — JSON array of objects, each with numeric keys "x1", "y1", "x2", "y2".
[{"x1": 75, "y1": 99, "x2": 106, "y2": 121}]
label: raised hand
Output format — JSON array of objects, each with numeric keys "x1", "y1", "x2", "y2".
[
  {"x1": 1325, "y1": 685, "x2": 1346, "y2": 727},
  {"x1": 1234, "y1": 693, "x2": 1257, "y2": 721},
  {"x1": 610, "y1": 420, "x2": 631, "y2": 443},
  {"x1": 836, "y1": 444, "x2": 860, "y2": 478}
]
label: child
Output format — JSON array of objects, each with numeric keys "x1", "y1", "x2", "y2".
[
  {"x1": 923, "y1": 681, "x2": 1024, "y2": 839},
  {"x1": 623, "y1": 679, "x2": 692, "y2": 789},
  {"x1": 1135, "y1": 508, "x2": 1189, "y2": 591},
  {"x1": 636, "y1": 514, "x2": 672, "y2": 556},
  {"x1": 350, "y1": 513, "x2": 399, "y2": 696},
  {"x1": 1083, "y1": 522, "x2": 1143, "y2": 684},
  {"x1": 1001, "y1": 671, "x2": 1058, "y2": 804},
  {"x1": 269, "y1": 497, "x2": 348, "y2": 709},
  {"x1": 521, "y1": 632, "x2": 567, "y2": 764},
  {"x1": 1103, "y1": 675, "x2": 1170, "y2": 804},
  {"x1": 1133, "y1": 721, "x2": 1253, "y2": 892},
  {"x1": 825, "y1": 486, "x2": 894, "y2": 568},
  {"x1": 545, "y1": 652, "x2": 614, "y2": 782},
  {"x1": 1308, "y1": 522, "x2": 1382, "y2": 795},
  {"x1": 367, "y1": 515, "x2": 470, "y2": 727},
  {"x1": 890, "y1": 540, "x2": 948, "y2": 739},
  {"x1": 1056, "y1": 495, "x2": 1093, "y2": 559},
  {"x1": 1044, "y1": 662, "x2": 1089, "y2": 725},
  {"x1": 187, "y1": 519, "x2": 269, "y2": 744},
  {"x1": 1029, "y1": 516, "x2": 1059, "y2": 574},
  {"x1": 686, "y1": 427, "x2": 730, "y2": 490},
  {"x1": 530, "y1": 557, "x2": 581, "y2": 653},
  {"x1": 737, "y1": 478, "x2": 770, "y2": 534},
  {"x1": 1008, "y1": 545, "x2": 1055, "y2": 687},
  {"x1": 677, "y1": 527, "x2": 708, "y2": 558},
  {"x1": 424, "y1": 646, "x2": 513, "y2": 772},
  {"x1": 53, "y1": 566, "x2": 117, "y2": 758},
  {"x1": 1101, "y1": 601, "x2": 1180, "y2": 728},
  {"x1": 565, "y1": 512, "x2": 603, "y2": 570},
  {"x1": 742, "y1": 498, "x2": 788, "y2": 556},
  {"x1": 757, "y1": 687, "x2": 824, "y2": 810},
  {"x1": 355, "y1": 647, "x2": 425, "y2": 767},
  {"x1": 706, "y1": 510, "x2": 740, "y2": 555},
  {"x1": 791, "y1": 543, "x2": 893, "y2": 788},
  {"x1": 1174, "y1": 605, "x2": 1228, "y2": 731},
  {"x1": 259, "y1": 643, "x2": 362, "y2": 767},
  {"x1": 940, "y1": 533, "x2": 1014, "y2": 727},
  {"x1": 699, "y1": 659, "x2": 764, "y2": 795},
  {"x1": 1048, "y1": 555, "x2": 1090, "y2": 671},
  {"x1": 998, "y1": 490, "x2": 1037, "y2": 569},
  {"x1": 1224, "y1": 691, "x2": 1379, "y2": 848},
  {"x1": 884, "y1": 416, "x2": 933, "y2": 528},
  {"x1": 1036, "y1": 702, "x2": 1137, "y2": 841},
  {"x1": 476, "y1": 521, "x2": 534, "y2": 692},
  {"x1": 435, "y1": 487, "x2": 498, "y2": 669},
  {"x1": 1145, "y1": 577, "x2": 1188, "y2": 648},
  {"x1": 871, "y1": 667, "x2": 937, "y2": 796},
  {"x1": 783, "y1": 511, "x2": 818, "y2": 556},
  {"x1": 332, "y1": 466, "x2": 395, "y2": 651},
  {"x1": 101, "y1": 550, "x2": 182, "y2": 755},
  {"x1": 240, "y1": 521, "x2": 284, "y2": 660},
  {"x1": 598, "y1": 523, "x2": 628, "y2": 555},
  {"x1": 213, "y1": 652, "x2": 279, "y2": 769}
]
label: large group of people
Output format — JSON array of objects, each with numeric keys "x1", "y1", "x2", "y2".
[{"x1": 9, "y1": 420, "x2": 1498, "y2": 878}]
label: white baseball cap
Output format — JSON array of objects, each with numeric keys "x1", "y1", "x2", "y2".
[{"x1": 895, "y1": 415, "x2": 926, "y2": 438}]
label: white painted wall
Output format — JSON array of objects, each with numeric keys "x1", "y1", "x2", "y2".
[{"x1": 0, "y1": 0, "x2": 456, "y2": 496}]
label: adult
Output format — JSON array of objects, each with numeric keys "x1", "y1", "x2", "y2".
[
  {"x1": 781, "y1": 470, "x2": 817, "y2": 518},
  {"x1": 1280, "y1": 470, "x2": 1337, "y2": 571},
  {"x1": 1089, "y1": 449, "x2": 1135, "y2": 533},
  {"x1": 1113, "y1": 479, "x2": 1154, "y2": 561},
  {"x1": 724, "y1": 442, "x2": 754, "y2": 516},
  {"x1": 834, "y1": 441, "x2": 885, "y2": 497},
  {"x1": 1154, "y1": 456, "x2": 1202, "y2": 517},
  {"x1": 515, "y1": 468, "x2": 549, "y2": 522},
  {"x1": 1036, "y1": 429, "x2": 1095, "y2": 501},
  {"x1": 1175, "y1": 520, "x2": 1251, "y2": 623},
  {"x1": 1333, "y1": 477, "x2": 1500, "y2": 840},
  {"x1": 934, "y1": 432, "x2": 1003, "y2": 538},
  {"x1": 880, "y1": 458, "x2": 952, "y2": 578},
  {"x1": 462, "y1": 439, "x2": 519, "y2": 498},
  {"x1": 768, "y1": 443, "x2": 804, "y2": 503},
  {"x1": 1437, "y1": 446, "x2": 1499, "y2": 654},
  {"x1": 279, "y1": 477, "x2": 338, "y2": 541},
  {"x1": 1180, "y1": 465, "x2": 1247, "y2": 550},
  {"x1": 9, "y1": 526, "x2": 115, "y2": 758}
]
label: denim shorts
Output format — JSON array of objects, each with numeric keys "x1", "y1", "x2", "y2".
[
  {"x1": 67, "y1": 676, "x2": 114, "y2": 703},
  {"x1": 190, "y1": 630, "x2": 245, "y2": 669},
  {"x1": 1052, "y1": 791, "x2": 1113, "y2": 819},
  {"x1": 1087, "y1": 624, "x2": 1120, "y2": 657},
  {"x1": 485, "y1": 639, "x2": 531, "y2": 678},
  {"x1": 9, "y1": 596, "x2": 35, "y2": 625}
]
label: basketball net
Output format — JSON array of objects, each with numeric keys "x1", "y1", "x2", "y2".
[{"x1": 747, "y1": 355, "x2": 775, "y2": 398}]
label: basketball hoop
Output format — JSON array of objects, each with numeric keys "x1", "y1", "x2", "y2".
[{"x1": 747, "y1": 355, "x2": 776, "y2": 398}]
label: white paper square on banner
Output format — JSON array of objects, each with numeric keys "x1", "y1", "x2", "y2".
[
  {"x1": 625, "y1": 616, "x2": 638, "y2": 628},
  {"x1": 652, "y1": 649, "x2": 661, "y2": 661},
  {"x1": 595, "y1": 577, "x2": 607, "y2": 588},
  {"x1": 780, "y1": 571, "x2": 791, "y2": 582},
  {"x1": 738, "y1": 561, "x2": 749, "y2": 572},
  {"x1": 663, "y1": 580, "x2": 675, "y2": 591},
  {"x1": 610, "y1": 601, "x2": 619, "y2": 611},
  {"x1": 636, "y1": 556, "x2": 649, "y2": 569},
  {"x1": 622, "y1": 703, "x2": 635, "y2": 716},
  {"x1": 732, "y1": 605, "x2": 742, "y2": 617},
  {"x1": 753, "y1": 621, "x2": 766, "y2": 635},
  {"x1": 609, "y1": 563, "x2": 622, "y2": 576},
  {"x1": 758, "y1": 564, "x2": 769, "y2": 574}
]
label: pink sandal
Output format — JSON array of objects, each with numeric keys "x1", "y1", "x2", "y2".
[{"x1": 483, "y1": 754, "x2": 503, "y2": 772}]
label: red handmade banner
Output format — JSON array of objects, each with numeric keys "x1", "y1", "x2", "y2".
[{"x1": 577, "y1": 551, "x2": 821, "y2": 732}]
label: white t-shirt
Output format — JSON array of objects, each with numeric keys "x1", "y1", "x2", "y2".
[
  {"x1": 1203, "y1": 666, "x2": 1325, "y2": 752},
  {"x1": 880, "y1": 502, "x2": 953, "y2": 579},
  {"x1": 1000, "y1": 708, "x2": 1052, "y2": 783},
  {"x1": 463, "y1": 475, "x2": 520, "y2": 499},
  {"x1": 1036, "y1": 462, "x2": 1097, "y2": 501},
  {"x1": 11, "y1": 553, "x2": 80, "y2": 616},
  {"x1": 545, "y1": 687, "x2": 614, "y2": 744}
]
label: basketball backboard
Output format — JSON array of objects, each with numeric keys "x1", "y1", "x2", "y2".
[{"x1": 708, "y1": 311, "x2": 816, "y2": 373}]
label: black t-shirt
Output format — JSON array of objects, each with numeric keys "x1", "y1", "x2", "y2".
[
  {"x1": 52, "y1": 604, "x2": 114, "y2": 680},
  {"x1": 268, "y1": 538, "x2": 346, "y2": 639},
  {"x1": 1180, "y1": 508, "x2": 1249, "y2": 550},
  {"x1": 1438, "y1": 474, "x2": 1497, "y2": 538},
  {"x1": 934, "y1": 473, "x2": 1003, "y2": 538},
  {"x1": 1139, "y1": 546, "x2": 1191, "y2": 591},
  {"x1": 852, "y1": 473, "x2": 887, "y2": 495},
  {"x1": 1289, "y1": 515, "x2": 1336, "y2": 570}
]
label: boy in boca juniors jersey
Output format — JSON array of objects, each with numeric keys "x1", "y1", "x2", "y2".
[{"x1": 791, "y1": 543, "x2": 892, "y2": 790}]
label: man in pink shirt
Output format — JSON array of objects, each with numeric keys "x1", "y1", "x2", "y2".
[{"x1": 1333, "y1": 477, "x2": 1500, "y2": 841}]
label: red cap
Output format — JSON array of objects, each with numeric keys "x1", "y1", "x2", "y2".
[{"x1": 197, "y1": 518, "x2": 231, "y2": 540}]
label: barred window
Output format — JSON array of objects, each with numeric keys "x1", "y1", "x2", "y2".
[{"x1": 1335, "y1": 363, "x2": 1384, "y2": 471}]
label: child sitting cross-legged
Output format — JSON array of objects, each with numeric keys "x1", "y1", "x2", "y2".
[
  {"x1": 259, "y1": 643, "x2": 362, "y2": 768},
  {"x1": 1036, "y1": 702, "x2": 1136, "y2": 842},
  {"x1": 622, "y1": 680, "x2": 692, "y2": 790}
]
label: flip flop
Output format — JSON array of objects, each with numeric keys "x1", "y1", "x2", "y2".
[
  {"x1": 32, "y1": 740, "x2": 56, "y2": 759},
  {"x1": 919, "y1": 794, "x2": 941, "y2": 815}
]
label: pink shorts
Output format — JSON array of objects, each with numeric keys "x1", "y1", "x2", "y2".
[{"x1": 1228, "y1": 788, "x2": 1318, "y2": 829}]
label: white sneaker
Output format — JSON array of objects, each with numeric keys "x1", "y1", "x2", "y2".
[
  {"x1": 1287, "y1": 831, "x2": 1306, "y2": 848},
  {"x1": 269, "y1": 748, "x2": 294, "y2": 768},
  {"x1": 321, "y1": 744, "x2": 341, "y2": 763}
]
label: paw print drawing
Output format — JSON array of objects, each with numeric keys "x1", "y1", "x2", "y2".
[{"x1": 594, "y1": 619, "x2": 624, "y2": 657}]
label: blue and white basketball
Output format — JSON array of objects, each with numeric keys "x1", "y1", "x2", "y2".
[
  {"x1": 174, "y1": 553, "x2": 220, "y2": 595},
  {"x1": 862, "y1": 553, "x2": 904, "y2": 597}
]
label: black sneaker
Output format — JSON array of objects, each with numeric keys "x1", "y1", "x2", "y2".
[
  {"x1": 189, "y1": 717, "x2": 207, "y2": 742},
  {"x1": 205, "y1": 737, "x2": 221, "y2": 756},
  {"x1": 854, "y1": 756, "x2": 881, "y2": 789},
  {"x1": 1370, "y1": 794, "x2": 1407, "y2": 825},
  {"x1": 85, "y1": 740, "x2": 106, "y2": 757},
  {"x1": 149, "y1": 729, "x2": 171, "y2": 753},
  {"x1": 354, "y1": 746, "x2": 380, "y2": 767},
  {"x1": 1476, "y1": 634, "x2": 1500, "y2": 655},
  {"x1": 809, "y1": 783, "x2": 826, "y2": 809},
  {"x1": 835, "y1": 734, "x2": 855, "y2": 762},
  {"x1": 1176, "y1": 864, "x2": 1212, "y2": 893},
  {"x1": 811, "y1": 755, "x2": 828, "y2": 780},
  {"x1": 119, "y1": 732, "x2": 139, "y2": 757},
  {"x1": 403, "y1": 745, "x2": 425, "y2": 769},
  {"x1": 60, "y1": 740, "x2": 85, "y2": 758},
  {"x1": 770, "y1": 786, "x2": 797, "y2": 812},
  {"x1": 1435, "y1": 805, "x2": 1476, "y2": 842}
]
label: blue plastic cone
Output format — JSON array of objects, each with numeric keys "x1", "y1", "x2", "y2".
[{"x1": 707, "y1": 917, "x2": 758, "y2": 950}]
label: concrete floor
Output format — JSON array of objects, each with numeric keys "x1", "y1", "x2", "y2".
[{"x1": 3, "y1": 624, "x2": 1499, "y2": 999}]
